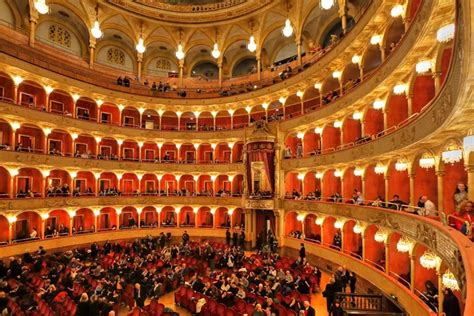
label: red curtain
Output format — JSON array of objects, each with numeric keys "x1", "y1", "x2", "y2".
[{"x1": 246, "y1": 142, "x2": 275, "y2": 192}]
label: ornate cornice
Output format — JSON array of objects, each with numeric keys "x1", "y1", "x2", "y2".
[
  {"x1": 0, "y1": 196, "x2": 245, "y2": 213},
  {"x1": 0, "y1": 151, "x2": 245, "y2": 174}
]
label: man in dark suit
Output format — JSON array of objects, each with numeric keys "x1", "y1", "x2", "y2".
[
  {"x1": 300, "y1": 243, "x2": 306, "y2": 260},
  {"x1": 303, "y1": 300, "x2": 316, "y2": 316},
  {"x1": 134, "y1": 283, "x2": 146, "y2": 308}
]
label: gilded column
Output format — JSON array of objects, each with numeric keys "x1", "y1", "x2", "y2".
[
  {"x1": 383, "y1": 110, "x2": 388, "y2": 130},
  {"x1": 467, "y1": 166, "x2": 474, "y2": 201},
  {"x1": 89, "y1": 38, "x2": 96, "y2": 68},
  {"x1": 256, "y1": 51, "x2": 262, "y2": 81},
  {"x1": 384, "y1": 175, "x2": 390, "y2": 208},
  {"x1": 437, "y1": 270, "x2": 444, "y2": 316},
  {"x1": 433, "y1": 72, "x2": 442, "y2": 94},
  {"x1": 296, "y1": 39, "x2": 302, "y2": 65},
  {"x1": 409, "y1": 252, "x2": 415, "y2": 292},
  {"x1": 179, "y1": 60, "x2": 184, "y2": 87},
  {"x1": 409, "y1": 173, "x2": 416, "y2": 205},
  {"x1": 137, "y1": 53, "x2": 143, "y2": 81},
  {"x1": 436, "y1": 171, "x2": 445, "y2": 212},
  {"x1": 218, "y1": 62, "x2": 223, "y2": 87},
  {"x1": 406, "y1": 94, "x2": 414, "y2": 116},
  {"x1": 384, "y1": 240, "x2": 390, "y2": 274},
  {"x1": 29, "y1": 14, "x2": 38, "y2": 47}
]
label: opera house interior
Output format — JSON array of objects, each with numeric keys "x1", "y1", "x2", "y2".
[{"x1": 0, "y1": 0, "x2": 473, "y2": 315}]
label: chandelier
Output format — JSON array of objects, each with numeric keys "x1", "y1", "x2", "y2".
[
  {"x1": 415, "y1": 60, "x2": 433, "y2": 74},
  {"x1": 436, "y1": 24, "x2": 455, "y2": 43},
  {"x1": 353, "y1": 223, "x2": 363, "y2": 234},
  {"x1": 136, "y1": 38, "x2": 146, "y2": 54},
  {"x1": 333, "y1": 120, "x2": 342, "y2": 128},
  {"x1": 34, "y1": 0, "x2": 49, "y2": 14},
  {"x1": 282, "y1": 19, "x2": 294, "y2": 37},
  {"x1": 396, "y1": 236, "x2": 413, "y2": 253},
  {"x1": 353, "y1": 168, "x2": 363, "y2": 176},
  {"x1": 442, "y1": 270, "x2": 460, "y2": 291},
  {"x1": 296, "y1": 214, "x2": 305, "y2": 222},
  {"x1": 374, "y1": 164, "x2": 386, "y2": 175},
  {"x1": 314, "y1": 127, "x2": 323, "y2": 134},
  {"x1": 91, "y1": 6, "x2": 103, "y2": 39},
  {"x1": 419, "y1": 251, "x2": 440, "y2": 270},
  {"x1": 315, "y1": 172, "x2": 323, "y2": 179},
  {"x1": 419, "y1": 154, "x2": 435, "y2": 169},
  {"x1": 393, "y1": 84, "x2": 407, "y2": 95},
  {"x1": 390, "y1": 4, "x2": 404, "y2": 17},
  {"x1": 373, "y1": 99, "x2": 385, "y2": 110},
  {"x1": 334, "y1": 170, "x2": 342, "y2": 177},
  {"x1": 374, "y1": 229, "x2": 387, "y2": 243},
  {"x1": 176, "y1": 44, "x2": 185, "y2": 60},
  {"x1": 442, "y1": 148, "x2": 463, "y2": 164},
  {"x1": 334, "y1": 219, "x2": 344, "y2": 229},
  {"x1": 315, "y1": 216, "x2": 324, "y2": 225},
  {"x1": 352, "y1": 55, "x2": 361, "y2": 64},
  {"x1": 320, "y1": 0, "x2": 335, "y2": 10},
  {"x1": 211, "y1": 43, "x2": 221, "y2": 59},
  {"x1": 370, "y1": 35, "x2": 382, "y2": 45},
  {"x1": 247, "y1": 35, "x2": 257, "y2": 52},
  {"x1": 395, "y1": 160, "x2": 408, "y2": 171}
]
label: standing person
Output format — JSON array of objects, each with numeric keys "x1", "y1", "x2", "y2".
[
  {"x1": 442, "y1": 288, "x2": 461, "y2": 316},
  {"x1": 348, "y1": 271, "x2": 357, "y2": 294},
  {"x1": 323, "y1": 278, "x2": 337, "y2": 315},
  {"x1": 232, "y1": 230, "x2": 238, "y2": 246},
  {"x1": 134, "y1": 283, "x2": 146, "y2": 309},
  {"x1": 332, "y1": 300, "x2": 344, "y2": 316},
  {"x1": 454, "y1": 183, "x2": 468, "y2": 211},
  {"x1": 302, "y1": 301, "x2": 315, "y2": 316},
  {"x1": 226, "y1": 229, "x2": 231, "y2": 245},
  {"x1": 239, "y1": 230, "x2": 245, "y2": 248},
  {"x1": 76, "y1": 293, "x2": 90, "y2": 316},
  {"x1": 182, "y1": 230, "x2": 190, "y2": 246},
  {"x1": 296, "y1": 143, "x2": 303, "y2": 158},
  {"x1": 299, "y1": 243, "x2": 306, "y2": 260}
]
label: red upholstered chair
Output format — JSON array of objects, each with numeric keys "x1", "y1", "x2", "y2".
[
  {"x1": 225, "y1": 308, "x2": 236, "y2": 316},
  {"x1": 155, "y1": 303, "x2": 165, "y2": 315},
  {"x1": 245, "y1": 304, "x2": 255, "y2": 315},
  {"x1": 174, "y1": 286, "x2": 187, "y2": 305},
  {"x1": 217, "y1": 303, "x2": 227, "y2": 316},
  {"x1": 287, "y1": 309, "x2": 298, "y2": 316}
]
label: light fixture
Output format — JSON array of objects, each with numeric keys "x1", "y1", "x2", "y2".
[
  {"x1": 315, "y1": 217, "x2": 324, "y2": 225},
  {"x1": 96, "y1": 99, "x2": 104, "y2": 107},
  {"x1": 69, "y1": 170, "x2": 78, "y2": 179},
  {"x1": 297, "y1": 132, "x2": 304, "y2": 139},
  {"x1": 296, "y1": 214, "x2": 305, "y2": 222},
  {"x1": 42, "y1": 127, "x2": 52, "y2": 136},
  {"x1": 352, "y1": 55, "x2": 361, "y2": 64},
  {"x1": 395, "y1": 160, "x2": 408, "y2": 171},
  {"x1": 333, "y1": 120, "x2": 342, "y2": 128},
  {"x1": 314, "y1": 83, "x2": 322, "y2": 90},
  {"x1": 315, "y1": 172, "x2": 323, "y2": 179},
  {"x1": 296, "y1": 90, "x2": 304, "y2": 98},
  {"x1": 374, "y1": 164, "x2": 386, "y2": 175},
  {"x1": 442, "y1": 270, "x2": 460, "y2": 291},
  {"x1": 390, "y1": 4, "x2": 404, "y2": 17},
  {"x1": 193, "y1": 207, "x2": 199, "y2": 214},
  {"x1": 354, "y1": 168, "x2": 363, "y2": 176},
  {"x1": 396, "y1": 236, "x2": 413, "y2": 253},
  {"x1": 373, "y1": 99, "x2": 385, "y2": 110},
  {"x1": 393, "y1": 84, "x2": 407, "y2": 95},
  {"x1": 176, "y1": 44, "x2": 185, "y2": 60},
  {"x1": 334, "y1": 170, "x2": 342, "y2": 177},
  {"x1": 320, "y1": 0, "x2": 335, "y2": 10},
  {"x1": 415, "y1": 60, "x2": 433, "y2": 74},
  {"x1": 12, "y1": 75, "x2": 23, "y2": 86},
  {"x1": 7, "y1": 215, "x2": 17, "y2": 224},
  {"x1": 282, "y1": 18, "x2": 294, "y2": 37},
  {"x1": 334, "y1": 219, "x2": 344, "y2": 229},
  {"x1": 262, "y1": 102, "x2": 269, "y2": 110},
  {"x1": 34, "y1": 0, "x2": 49, "y2": 14},
  {"x1": 228, "y1": 209, "x2": 234, "y2": 216},
  {"x1": 419, "y1": 251, "x2": 440, "y2": 270},
  {"x1": 279, "y1": 96, "x2": 287, "y2": 104},
  {"x1": 442, "y1": 148, "x2": 462, "y2": 164},
  {"x1": 44, "y1": 85, "x2": 54, "y2": 95},
  {"x1": 211, "y1": 43, "x2": 221, "y2": 59},
  {"x1": 352, "y1": 111, "x2": 362, "y2": 120},
  {"x1": 353, "y1": 223, "x2": 363, "y2": 234},
  {"x1": 374, "y1": 229, "x2": 387, "y2": 243},
  {"x1": 370, "y1": 35, "x2": 382, "y2": 45},
  {"x1": 297, "y1": 173, "x2": 305, "y2": 180},
  {"x1": 72, "y1": 93, "x2": 80, "y2": 102},
  {"x1": 314, "y1": 127, "x2": 323, "y2": 134},
  {"x1": 136, "y1": 37, "x2": 146, "y2": 54},
  {"x1": 248, "y1": 35, "x2": 257, "y2": 52},
  {"x1": 7, "y1": 168, "x2": 19, "y2": 177},
  {"x1": 419, "y1": 154, "x2": 435, "y2": 169},
  {"x1": 437, "y1": 24, "x2": 455, "y2": 43},
  {"x1": 332, "y1": 71, "x2": 342, "y2": 79}
]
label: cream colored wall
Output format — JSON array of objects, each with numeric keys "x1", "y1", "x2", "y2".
[
  {"x1": 36, "y1": 21, "x2": 82, "y2": 56},
  {"x1": 96, "y1": 45, "x2": 135, "y2": 72}
]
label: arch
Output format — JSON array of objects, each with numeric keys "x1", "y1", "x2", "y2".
[
  {"x1": 343, "y1": 219, "x2": 362, "y2": 258},
  {"x1": 387, "y1": 232, "x2": 411, "y2": 288},
  {"x1": 364, "y1": 224, "x2": 386, "y2": 271},
  {"x1": 0, "y1": 214, "x2": 9, "y2": 243},
  {"x1": 73, "y1": 208, "x2": 94, "y2": 233},
  {"x1": 197, "y1": 206, "x2": 213, "y2": 228},
  {"x1": 364, "y1": 164, "x2": 385, "y2": 201},
  {"x1": 387, "y1": 160, "x2": 410, "y2": 204},
  {"x1": 304, "y1": 213, "x2": 321, "y2": 242},
  {"x1": 15, "y1": 211, "x2": 42, "y2": 241},
  {"x1": 285, "y1": 211, "x2": 302, "y2": 237}
]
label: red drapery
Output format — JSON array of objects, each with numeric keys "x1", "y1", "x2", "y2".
[{"x1": 246, "y1": 142, "x2": 275, "y2": 192}]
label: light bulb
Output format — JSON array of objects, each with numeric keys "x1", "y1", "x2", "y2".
[
  {"x1": 320, "y1": 0, "x2": 335, "y2": 10},
  {"x1": 91, "y1": 20, "x2": 102, "y2": 39},
  {"x1": 212, "y1": 43, "x2": 221, "y2": 59},
  {"x1": 437, "y1": 24, "x2": 455, "y2": 43},
  {"x1": 390, "y1": 5, "x2": 404, "y2": 17},
  {"x1": 282, "y1": 19, "x2": 293, "y2": 37},
  {"x1": 247, "y1": 35, "x2": 257, "y2": 52}
]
